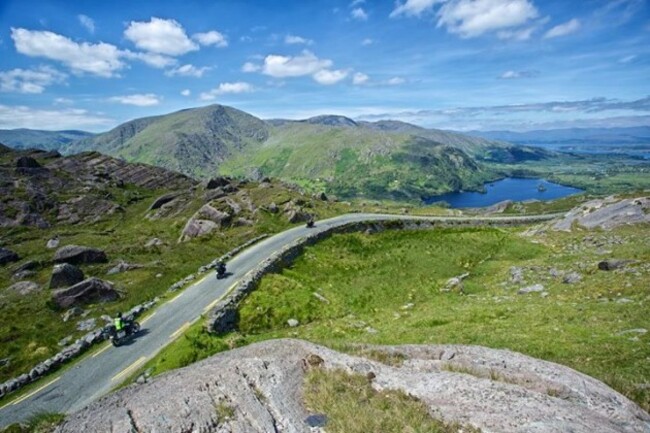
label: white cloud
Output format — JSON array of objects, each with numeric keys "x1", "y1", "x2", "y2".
[
  {"x1": 53, "y1": 97, "x2": 73, "y2": 105},
  {"x1": 387, "y1": 76, "x2": 405, "y2": 85},
  {"x1": 0, "y1": 66, "x2": 66, "y2": 94},
  {"x1": 181, "y1": 89, "x2": 191, "y2": 96},
  {"x1": 193, "y1": 30, "x2": 228, "y2": 47},
  {"x1": 0, "y1": 104, "x2": 112, "y2": 130},
  {"x1": 351, "y1": 7, "x2": 369, "y2": 20},
  {"x1": 262, "y1": 50, "x2": 332, "y2": 78},
  {"x1": 498, "y1": 70, "x2": 538, "y2": 79},
  {"x1": 352, "y1": 72, "x2": 369, "y2": 85},
  {"x1": 124, "y1": 17, "x2": 198, "y2": 56},
  {"x1": 78, "y1": 14, "x2": 95, "y2": 34},
  {"x1": 544, "y1": 18, "x2": 581, "y2": 39},
  {"x1": 242, "y1": 62, "x2": 261, "y2": 73},
  {"x1": 11, "y1": 28, "x2": 126, "y2": 77},
  {"x1": 125, "y1": 51, "x2": 177, "y2": 68},
  {"x1": 199, "y1": 82, "x2": 253, "y2": 101},
  {"x1": 165, "y1": 64, "x2": 210, "y2": 77},
  {"x1": 109, "y1": 93, "x2": 161, "y2": 106},
  {"x1": 350, "y1": 0, "x2": 365, "y2": 6},
  {"x1": 313, "y1": 69, "x2": 349, "y2": 85},
  {"x1": 361, "y1": 38, "x2": 374, "y2": 45},
  {"x1": 438, "y1": 0, "x2": 539, "y2": 38},
  {"x1": 391, "y1": 0, "x2": 443, "y2": 17},
  {"x1": 285, "y1": 34, "x2": 313, "y2": 45}
]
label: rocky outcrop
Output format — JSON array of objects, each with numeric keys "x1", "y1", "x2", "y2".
[
  {"x1": 54, "y1": 339, "x2": 650, "y2": 433},
  {"x1": 51, "y1": 278, "x2": 118, "y2": 308},
  {"x1": 49, "y1": 263, "x2": 85, "y2": 289},
  {"x1": 147, "y1": 192, "x2": 181, "y2": 211},
  {"x1": 0, "y1": 247, "x2": 19, "y2": 266},
  {"x1": 179, "y1": 204, "x2": 234, "y2": 242},
  {"x1": 7, "y1": 281, "x2": 40, "y2": 295},
  {"x1": 553, "y1": 196, "x2": 650, "y2": 231},
  {"x1": 53, "y1": 245, "x2": 107, "y2": 265}
]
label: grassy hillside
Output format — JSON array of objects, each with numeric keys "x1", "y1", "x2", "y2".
[
  {"x1": 220, "y1": 121, "x2": 494, "y2": 200},
  {"x1": 61, "y1": 105, "x2": 550, "y2": 200},
  {"x1": 0, "y1": 129, "x2": 94, "y2": 151},
  {"x1": 144, "y1": 222, "x2": 650, "y2": 412},
  {"x1": 64, "y1": 105, "x2": 269, "y2": 178}
]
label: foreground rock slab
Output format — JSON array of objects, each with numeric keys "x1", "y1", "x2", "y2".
[
  {"x1": 53, "y1": 245, "x2": 107, "y2": 265},
  {"x1": 553, "y1": 196, "x2": 650, "y2": 231},
  {"x1": 55, "y1": 339, "x2": 650, "y2": 433},
  {"x1": 51, "y1": 277, "x2": 118, "y2": 308}
]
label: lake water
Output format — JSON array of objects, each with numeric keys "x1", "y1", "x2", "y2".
[{"x1": 424, "y1": 178, "x2": 583, "y2": 208}]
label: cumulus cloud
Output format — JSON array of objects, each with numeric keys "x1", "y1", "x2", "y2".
[
  {"x1": 285, "y1": 34, "x2": 313, "y2": 45},
  {"x1": 353, "y1": 72, "x2": 369, "y2": 85},
  {"x1": 124, "y1": 17, "x2": 198, "y2": 56},
  {"x1": 0, "y1": 104, "x2": 112, "y2": 130},
  {"x1": 109, "y1": 93, "x2": 162, "y2": 106},
  {"x1": 125, "y1": 51, "x2": 177, "y2": 68},
  {"x1": 193, "y1": 30, "x2": 228, "y2": 47},
  {"x1": 199, "y1": 82, "x2": 254, "y2": 101},
  {"x1": 390, "y1": 0, "x2": 443, "y2": 17},
  {"x1": 392, "y1": 0, "x2": 540, "y2": 39},
  {"x1": 11, "y1": 28, "x2": 126, "y2": 77},
  {"x1": 313, "y1": 69, "x2": 349, "y2": 85},
  {"x1": 351, "y1": 7, "x2": 369, "y2": 20},
  {"x1": 437, "y1": 0, "x2": 539, "y2": 38},
  {"x1": 0, "y1": 66, "x2": 67, "y2": 93},
  {"x1": 498, "y1": 70, "x2": 539, "y2": 79},
  {"x1": 544, "y1": 18, "x2": 580, "y2": 39},
  {"x1": 242, "y1": 62, "x2": 261, "y2": 73},
  {"x1": 181, "y1": 89, "x2": 191, "y2": 96},
  {"x1": 262, "y1": 50, "x2": 332, "y2": 78},
  {"x1": 53, "y1": 97, "x2": 73, "y2": 105},
  {"x1": 78, "y1": 14, "x2": 95, "y2": 34},
  {"x1": 165, "y1": 64, "x2": 210, "y2": 77}
]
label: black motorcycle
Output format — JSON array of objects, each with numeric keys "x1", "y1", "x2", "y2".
[
  {"x1": 216, "y1": 262, "x2": 227, "y2": 279},
  {"x1": 106, "y1": 318, "x2": 141, "y2": 347}
]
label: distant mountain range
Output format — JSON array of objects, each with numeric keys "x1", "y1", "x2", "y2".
[
  {"x1": 0, "y1": 105, "x2": 548, "y2": 200},
  {"x1": 0, "y1": 129, "x2": 94, "y2": 151},
  {"x1": 467, "y1": 126, "x2": 650, "y2": 145}
]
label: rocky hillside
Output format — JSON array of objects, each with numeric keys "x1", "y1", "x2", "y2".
[
  {"x1": 0, "y1": 145, "x2": 193, "y2": 229},
  {"x1": 55, "y1": 339, "x2": 650, "y2": 433},
  {"x1": 0, "y1": 129, "x2": 94, "y2": 152},
  {"x1": 57, "y1": 104, "x2": 549, "y2": 200}
]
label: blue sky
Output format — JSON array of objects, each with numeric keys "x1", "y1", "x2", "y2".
[{"x1": 0, "y1": 0, "x2": 648, "y2": 132}]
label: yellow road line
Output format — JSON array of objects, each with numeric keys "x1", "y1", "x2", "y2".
[
  {"x1": 140, "y1": 311, "x2": 156, "y2": 325},
  {"x1": 92, "y1": 343, "x2": 111, "y2": 358},
  {"x1": 111, "y1": 356, "x2": 146, "y2": 382},
  {"x1": 169, "y1": 322, "x2": 191, "y2": 340},
  {"x1": 9, "y1": 376, "x2": 61, "y2": 407},
  {"x1": 202, "y1": 280, "x2": 239, "y2": 314}
]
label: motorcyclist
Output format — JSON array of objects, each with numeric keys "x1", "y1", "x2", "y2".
[
  {"x1": 114, "y1": 312, "x2": 124, "y2": 332},
  {"x1": 216, "y1": 260, "x2": 226, "y2": 277}
]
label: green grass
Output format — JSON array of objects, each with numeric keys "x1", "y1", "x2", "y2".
[
  {"x1": 0, "y1": 412, "x2": 64, "y2": 433},
  {"x1": 142, "y1": 224, "x2": 650, "y2": 412},
  {"x1": 303, "y1": 369, "x2": 481, "y2": 433},
  {"x1": 0, "y1": 180, "x2": 349, "y2": 384}
]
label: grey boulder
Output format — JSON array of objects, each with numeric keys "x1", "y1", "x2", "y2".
[
  {"x1": 50, "y1": 263, "x2": 85, "y2": 289},
  {"x1": 51, "y1": 278, "x2": 118, "y2": 309},
  {"x1": 53, "y1": 245, "x2": 107, "y2": 265},
  {"x1": 0, "y1": 247, "x2": 19, "y2": 266}
]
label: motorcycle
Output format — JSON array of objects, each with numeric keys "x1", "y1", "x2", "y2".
[
  {"x1": 106, "y1": 318, "x2": 141, "y2": 347},
  {"x1": 306, "y1": 219, "x2": 315, "y2": 228},
  {"x1": 216, "y1": 262, "x2": 227, "y2": 279}
]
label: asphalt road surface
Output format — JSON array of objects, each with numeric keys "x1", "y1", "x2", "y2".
[{"x1": 0, "y1": 212, "x2": 558, "y2": 427}]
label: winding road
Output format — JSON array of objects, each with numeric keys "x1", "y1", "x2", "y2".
[{"x1": 0, "y1": 212, "x2": 558, "y2": 427}]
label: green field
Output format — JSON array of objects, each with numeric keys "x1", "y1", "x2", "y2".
[{"x1": 144, "y1": 224, "x2": 650, "y2": 412}]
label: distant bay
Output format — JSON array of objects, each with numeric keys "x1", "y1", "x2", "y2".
[{"x1": 424, "y1": 178, "x2": 583, "y2": 208}]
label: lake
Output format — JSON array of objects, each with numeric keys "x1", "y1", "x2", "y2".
[{"x1": 424, "y1": 178, "x2": 583, "y2": 208}]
